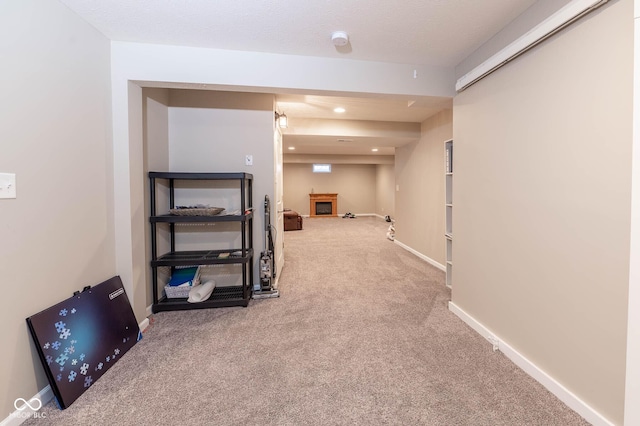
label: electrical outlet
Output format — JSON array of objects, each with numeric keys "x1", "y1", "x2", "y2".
[
  {"x1": 245, "y1": 155, "x2": 253, "y2": 166},
  {"x1": 0, "y1": 173, "x2": 16, "y2": 199}
]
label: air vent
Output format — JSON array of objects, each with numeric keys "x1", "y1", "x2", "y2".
[{"x1": 337, "y1": 139, "x2": 353, "y2": 143}]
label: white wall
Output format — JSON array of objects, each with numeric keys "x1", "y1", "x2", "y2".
[
  {"x1": 625, "y1": 2, "x2": 640, "y2": 424},
  {"x1": 167, "y1": 90, "x2": 275, "y2": 287},
  {"x1": 456, "y1": 0, "x2": 572, "y2": 79},
  {"x1": 452, "y1": 1, "x2": 632, "y2": 424},
  {"x1": 283, "y1": 163, "x2": 377, "y2": 216},
  {"x1": 0, "y1": 0, "x2": 113, "y2": 416},
  {"x1": 141, "y1": 88, "x2": 274, "y2": 300},
  {"x1": 143, "y1": 88, "x2": 170, "y2": 305},
  {"x1": 376, "y1": 163, "x2": 395, "y2": 218},
  {"x1": 394, "y1": 109, "x2": 452, "y2": 268},
  {"x1": 282, "y1": 161, "x2": 394, "y2": 218}
]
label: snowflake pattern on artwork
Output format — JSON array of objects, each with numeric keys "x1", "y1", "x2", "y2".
[
  {"x1": 80, "y1": 363, "x2": 89, "y2": 375},
  {"x1": 56, "y1": 353, "x2": 69, "y2": 366}
]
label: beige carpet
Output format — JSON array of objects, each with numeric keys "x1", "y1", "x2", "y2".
[{"x1": 26, "y1": 216, "x2": 589, "y2": 425}]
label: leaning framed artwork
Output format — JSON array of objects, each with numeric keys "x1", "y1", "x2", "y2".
[{"x1": 26, "y1": 276, "x2": 141, "y2": 409}]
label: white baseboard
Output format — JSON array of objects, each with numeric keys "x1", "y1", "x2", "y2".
[
  {"x1": 393, "y1": 239, "x2": 446, "y2": 271},
  {"x1": 338, "y1": 212, "x2": 376, "y2": 217},
  {"x1": 1, "y1": 385, "x2": 54, "y2": 426},
  {"x1": 139, "y1": 317, "x2": 150, "y2": 332},
  {"x1": 301, "y1": 213, "x2": 386, "y2": 219},
  {"x1": 448, "y1": 301, "x2": 613, "y2": 426}
]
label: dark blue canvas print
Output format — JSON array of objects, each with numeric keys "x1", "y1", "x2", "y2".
[{"x1": 26, "y1": 276, "x2": 141, "y2": 409}]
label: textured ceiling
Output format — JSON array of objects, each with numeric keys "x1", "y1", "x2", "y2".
[
  {"x1": 59, "y1": 0, "x2": 536, "y2": 67},
  {"x1": 59, "y1": 0, "x2": 538, "y2": 155}
]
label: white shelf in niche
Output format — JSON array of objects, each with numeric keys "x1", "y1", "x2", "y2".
[{"x1": 444, "y1": 139, "x2": 453, "y2": 290}]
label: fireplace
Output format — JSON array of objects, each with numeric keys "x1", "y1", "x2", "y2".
[
  {"x1": 309, "y1": 193, "x2": 338, "y2": 217},
  {"x1": 315, "y1": 202, "x2": 332, "y2": 215}
]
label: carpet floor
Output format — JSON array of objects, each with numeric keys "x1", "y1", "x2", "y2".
[{"x1": 26, "y1": 216, "x2": 589, "y2": 425}]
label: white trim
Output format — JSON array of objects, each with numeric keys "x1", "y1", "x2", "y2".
[
  {"x1": 1, "y1": 386, "x2": 54, "y2": 426},
  {"x1": 456, "y1": 0, "x2": 609, "y2": 91},
  {"x1": 300, "y1": 213, "x2": 384, "y2": 220},
  {"x1": 394, "y1": 239, "x2": 446, "y2": 271},
  {"x1": 338, "y1": 212, "x2": 377, "y2": 217},
  {"x1": 139, "y1": 317, "x2": 150, "y2": 332},
  {"x1": 146, "y1": 304, "x2": 153, "y2": 318},
  {"x1": 625, "y1": 9, "x2": 640, "y2": 425},
  {"x1": 374, "y1": 214, "x2": 394, "y2": 222},
  {"x1": 448, "y1": 302, "x2": 614, "y2": 426},
  {"x1": 302, "y1": 213, "x2": 379, "y2": 218}
]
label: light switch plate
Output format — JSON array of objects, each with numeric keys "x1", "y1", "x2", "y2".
[
  {"x1": 245, "y1": 155, "x2": 253, "y2": 166},
  {"x1": 0, "y1": 173, "x2": 16, "y2": 199}
]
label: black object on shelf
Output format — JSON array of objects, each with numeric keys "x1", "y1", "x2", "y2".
[{"x1": 149, "y1": 172, "x2": 254, "y2": 312}]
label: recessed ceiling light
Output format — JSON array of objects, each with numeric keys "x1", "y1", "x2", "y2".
[
  {"x1": 372, "y1": 148, "x2": 379, "y2": 152},
  {"x1": 288, "y1": 147, "x2": 295, "y2": 150},
  {"x1": 334, "y1": 107, "x2": 346, "y2": 113}
]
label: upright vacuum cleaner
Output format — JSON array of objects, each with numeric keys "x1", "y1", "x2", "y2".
[{"x1": 252, "y1": 195, "x2": 280, "y2": 299}]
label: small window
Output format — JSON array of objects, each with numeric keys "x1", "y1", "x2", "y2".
[{"x1": 313, "y1": 164, "x2": 332, "y2": 173}]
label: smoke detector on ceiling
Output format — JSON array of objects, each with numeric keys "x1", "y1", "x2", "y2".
[{"x1": 331, "y1": 31, "x2": 349, "y2": 47}]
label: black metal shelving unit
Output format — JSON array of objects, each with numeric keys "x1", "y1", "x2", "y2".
[{"x1": 149, "y1": 172, "x2": 253, "y2": 312}]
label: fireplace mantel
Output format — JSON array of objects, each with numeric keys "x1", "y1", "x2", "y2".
[{"x1": 309, "y1": 193, "x2": 338, "y2": 217}]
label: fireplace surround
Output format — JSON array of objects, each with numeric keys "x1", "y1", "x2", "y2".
[{"x1": 309, "y1": 193, "x2": 337, "y2": 217}]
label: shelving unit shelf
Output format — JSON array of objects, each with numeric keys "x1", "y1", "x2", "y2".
[
  {"x1": 444, "y1": 140, "x2": 453, "y2": 289},
  {"x1": 149, "y1": 172, "x2": 254, "y2": 312}
]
